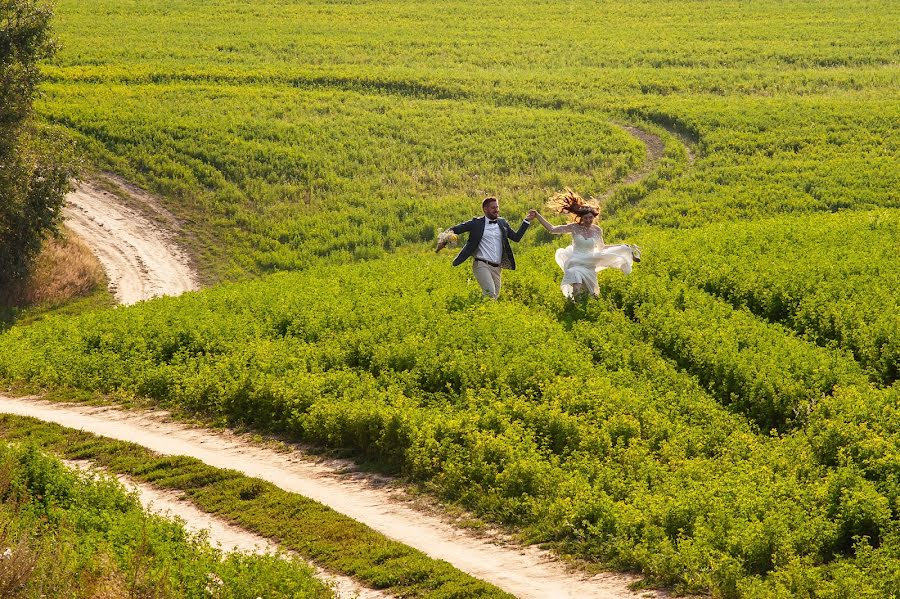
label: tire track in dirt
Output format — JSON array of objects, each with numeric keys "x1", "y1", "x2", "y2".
[{"x1": 63, "y1": 178, "x2": 199, "y2": 305}]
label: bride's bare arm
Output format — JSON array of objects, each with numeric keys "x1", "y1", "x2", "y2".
[{"x1": 534, "y1": 213, "x2": 570, "y2": 234}]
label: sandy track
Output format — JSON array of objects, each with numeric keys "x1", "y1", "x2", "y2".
[
  {"x1": 64, "y1": 459, "x2": 385, "y2": 599},
  {"x1": 63, "y1": 179, "x2": 199, "y2": 304},
  {"x1": 598, "y1": 124, "x2": 678, "y2": 204},
  {"x1": 0, "y1": 396, "x2": 662, "y2": 599}
]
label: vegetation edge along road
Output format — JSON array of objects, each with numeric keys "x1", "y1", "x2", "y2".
[
  {"x1": 0, "y1": 396, "x2": 664, "y2": 599},
  {"x1": 62, "y1": 458, "x2": 388, "y2": 599}
]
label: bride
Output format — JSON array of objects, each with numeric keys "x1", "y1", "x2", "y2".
[{"x1": 532, "y1": 188, "x2": 640, "y2": 298}]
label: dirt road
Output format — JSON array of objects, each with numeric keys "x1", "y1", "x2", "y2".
[
  {"x1": 0, "y1": 396, "x2": 662, "y2": 599},
  {"x1": 63, "y1": 178, "x2": 199, "y2": 304},
  {"x1": 65, "y1": 459, "x2": 386, "y2": 599}
]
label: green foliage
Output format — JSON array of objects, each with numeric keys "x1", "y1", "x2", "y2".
[
  {"x1": 39, "y1": 81, "x2": 642, "y2": 278},
  {"x1": 0, "y1": 441, "x2": 332, "y2": 598},
  {"x1": 0, "y1": 0, "x2": 55, "y2": 122},
  {"x1": 1, "y1": 0, "x2": 897, "y2": 596},
  {"x1": 640, "y1": 211, "x2": 900, "y2": 385},
  {"x1": 0, "y1": 0, "x2": 74, "y2": 289},
  {"x1": 1, "y1": 255, "x2": 897, "y2": 596},
  {"x1": 0, "y1": 415, "x2": 513, "y2": 598},
  {"x1": 599, "y1": 270, "x2": 868, "y2": 432},
  {"x1": 623, "y1": 97, "x2": 899, "y2": 229},
  {"x1": 30, "y1": 0, "x2": 898, "y2": 279}
]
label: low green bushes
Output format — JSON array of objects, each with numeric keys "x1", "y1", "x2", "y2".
[
  {"x1": 1, "y1": 254, "x2": 897, "y2": 596},
  {"x1": 600, "y1": 271, "x2": 868, "y2": 432},
  {"x1": 0, "y1": 441, "x2": 331, "y2": 598},
  {"x1": 641, "y1": 210, "x2": 899, "y2": 385}
]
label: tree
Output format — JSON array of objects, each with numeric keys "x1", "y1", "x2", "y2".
[{"x1": 0, "y1": 0, "x2": 73, "y2": 290}]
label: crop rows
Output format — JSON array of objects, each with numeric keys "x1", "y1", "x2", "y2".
[
  {"x1": 33, "y1": 0, "x2": 897, "y2": 281},
  {"x1": 40, "y1": 81, "x2": 643, "y2": 278},
  {"x1": 641, "y1": 210, "x2": 899, "y2": 385}
]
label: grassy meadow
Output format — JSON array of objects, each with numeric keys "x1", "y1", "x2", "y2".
[{"x1": 1, "y1": 0, "x2": 898, "y2": 596}]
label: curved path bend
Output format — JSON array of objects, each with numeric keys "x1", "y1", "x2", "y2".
[
  {"x1": 63, "y1": 177, "x2": 199, "y2": 305},
  {"x1": 599, "y1": 122, "x2": 693, "y2": 206}
]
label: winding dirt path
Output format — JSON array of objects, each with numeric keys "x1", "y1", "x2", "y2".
[
  {"x1": 1, "y1": 396, "x2": 664, "y2": 599},
  {"x1": 598, "y1": 123, "x2": 692, "y2": 205},
  {"x1": 63, "y1": 177, "x2": 199, "y2": 304},
  {"x1": 618, "y1": 125, "x2": 666, "y2": 187}
]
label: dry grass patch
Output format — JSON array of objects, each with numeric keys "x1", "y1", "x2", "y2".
[{"x1": 1, "y1": 229, "x2": 104, "y2": 307}]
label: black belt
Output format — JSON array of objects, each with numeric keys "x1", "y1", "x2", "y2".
[{"x1": 474, "y1": 257, "x2": 500, "y2": 267}]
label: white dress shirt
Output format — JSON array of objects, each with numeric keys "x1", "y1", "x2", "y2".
[{"x1": 476, "y1": 219, "x2": 502, "y2": 264}]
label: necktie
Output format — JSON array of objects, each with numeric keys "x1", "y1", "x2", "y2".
[{"x1": 488, "y1": 219, "x2": 498, "y2": 224}]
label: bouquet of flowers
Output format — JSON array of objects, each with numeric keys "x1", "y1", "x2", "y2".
[{"x1": 435, "y1": 228, "x2": 458, "y2": 252}]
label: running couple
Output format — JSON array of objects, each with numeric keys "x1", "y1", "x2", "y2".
[{"x1": 436, "y1": 189, "x2": 640, "y2": 299}]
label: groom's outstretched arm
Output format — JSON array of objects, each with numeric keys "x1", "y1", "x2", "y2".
[
  {"x1": 506, "y1": 210, "x2": 536, "y2": 242},
  {"x1": 450, "y1": 218, "x2": 475, "y2": 235}
]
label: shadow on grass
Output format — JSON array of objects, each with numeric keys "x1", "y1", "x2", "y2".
[{"x1": 0, "y1": 288, "x2": 114, "y2": 333}]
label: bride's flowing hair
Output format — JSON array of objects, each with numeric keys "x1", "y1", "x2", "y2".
[{"x1": 547, "y1": 187, "x2": 601, "y2": 223}]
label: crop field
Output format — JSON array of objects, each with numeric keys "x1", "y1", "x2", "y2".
[
  {"x1": 1, "y1": 0, "x2": 898, "y2": 597},
  {"x1": 38, "y1": 0, "x2": 897, "y2": 278}
]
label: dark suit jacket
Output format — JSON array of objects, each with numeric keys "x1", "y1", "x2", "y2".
[{"x1": 450, "y1": 216, "x2": 531, "y2": 270}]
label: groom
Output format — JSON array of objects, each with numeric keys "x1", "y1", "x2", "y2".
[{"x1": 439, "y1": 196, "x2": 536, "y2": 299}]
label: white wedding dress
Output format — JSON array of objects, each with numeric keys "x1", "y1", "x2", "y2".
[{"x1": 555, "y1": 230, "x2": 633, "y2": 298}]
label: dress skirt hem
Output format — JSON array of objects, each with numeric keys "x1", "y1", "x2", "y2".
[{"x1": 555, "y1": 243, "x2": 633, "y2": 298}]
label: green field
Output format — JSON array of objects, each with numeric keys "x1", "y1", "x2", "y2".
[{"x1": 2, "y1": 0, "x2": 899, "y2": 596}]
